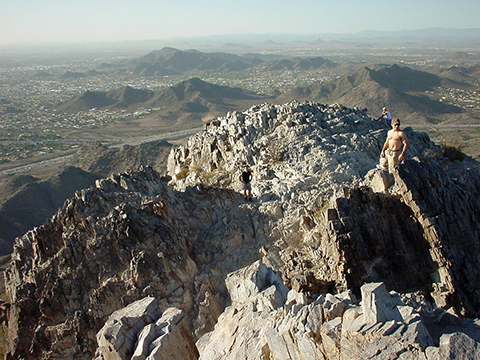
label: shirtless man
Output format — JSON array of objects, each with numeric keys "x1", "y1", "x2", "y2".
[{"x1": 377, "y1": 118, "x2": 409, "y2": 174}]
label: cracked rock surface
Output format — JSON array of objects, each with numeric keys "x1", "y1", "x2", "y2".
[{"x1": 5, "y1": 101, "x2": 480, "y2": 359}]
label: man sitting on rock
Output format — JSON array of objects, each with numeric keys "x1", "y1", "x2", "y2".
[
  {"x1": 378, "y1": 107, "x2": 392, "y2": 126},
  {"x1": 376, "y1": 118, "x2": 409, "y2": 174},
  {"x1": 239, "y1": 166, "x2": 253, "y2": 201}
]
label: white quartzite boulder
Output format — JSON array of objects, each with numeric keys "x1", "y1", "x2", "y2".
[
  {"x1": 96, "y1": 297, "x2": 198, "y2": 360},
  {"x1": 197, "y1": 263, "x2": 479, "y2": 360},
  {"x1": 96, "y1": 297, "x2": 162, "y2": 360},
  {"x1": 225, "y1": 260, "x2": 288, "y2": 307}
]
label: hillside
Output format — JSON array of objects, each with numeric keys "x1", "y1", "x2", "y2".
[
  {"x1": 0, "y1": 140, "x2": 173, "y2": 255},
  {"x1": 277, "y1": 64, "x2": 473, "y2": 124},
  {"x1": 55, "y1": 86, "x2": 154, "y2": 113},
  {"x1": 55, "y1": 90, "x2": 116, "y2": 113},
  {"x1": 0, "y1": 167, "x2": 100, "y2": 256},
  {"x1": 438, "y1": 64, "x2": 480, "y2": 81},
  {"x1": 67, "y1": 139, "x2": 172, "y2": 176},
  {"x1": 128, "y1": 47, "x2": 261, "y2": 75},
  {"x1": 4, "y1": 101, "x2": 480, "y2": 359},
  {"x1": 55, "y1": 78, "x2": 272, "y2": 119},
  {"x1": 146, "y1": 77, "x2": 271, "y2": 114},
  {"x1": 102, "y1": 47, "x2": 338, "y2": 76},
  {"x1": 107, "y1": 86, "x2": 155, "y2": 107},
  {"x1": 251, "y1": 56, "x2": 336, "y2": 71}
]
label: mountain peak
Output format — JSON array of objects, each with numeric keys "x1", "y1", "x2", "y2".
[
  {"x1": 279, "y1": 63, "x2": 462, "y2": 123},
  {"x1": 5, "y1": 101, "x2": 480, "y2": 359},
  {"x1": 367, "y1": 63, "x2": 442, "y2": 91}
]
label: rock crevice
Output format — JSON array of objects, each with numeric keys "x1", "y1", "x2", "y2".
[{"x1": 4, "y1": 101, "x2": 480, "y2": 359}]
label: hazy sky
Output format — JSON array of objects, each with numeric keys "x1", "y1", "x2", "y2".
[{"x1": 1, "y1": 0, "x2": 479, "y2": 45}]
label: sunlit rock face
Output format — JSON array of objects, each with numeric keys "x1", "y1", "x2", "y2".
[{"x1": 5, "y1": 101, "x2": 480, "y2": 359}]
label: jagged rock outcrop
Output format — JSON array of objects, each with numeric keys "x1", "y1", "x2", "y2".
[
  {"x1": 4, "y1": 166, "x2": 270, "y2": 359},
  {"x1": 167, "y1": 100, "x2": 480, "y2": 315},
  {"x1": 91, "y1": 261, "x2": 480, "y2": 359},
  {"x1": 95, "y1": 298, "x2": 198, "y2": 360},
  {"x1": 195, "y1": 261, "x2": 480, "y2": 360},
  {"x1": 4, "y1": 101, "x2": 480, "y2": 359}
]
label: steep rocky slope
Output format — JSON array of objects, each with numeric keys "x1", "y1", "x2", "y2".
[
  {"x1": 4, "y1": 101, "x2": 480, "y2": 359},
  {"x1": 0, "y1": 140, "x2": 173, "y2": 255},
  {"x1": 0, "y1": 167, "x2": 101, "y2": 256}
]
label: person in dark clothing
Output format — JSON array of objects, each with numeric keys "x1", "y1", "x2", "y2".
[{"x1": 239, "y1": 166, "x2": 253, "y2": 200}]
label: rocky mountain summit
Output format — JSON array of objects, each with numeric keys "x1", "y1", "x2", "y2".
[{"x1": 4, "y1": 101, "x2": 480, "y2": 359}]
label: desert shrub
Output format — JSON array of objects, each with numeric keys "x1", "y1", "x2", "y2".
[
  {"x1": 176, "y1": 168, "x2": 189, "y2": 180},
  {"x1": 199, "y1": 168, "x2": 232, "y2": 189},
  {"x1": 266, "y1": 139, "x2": 285, "y2": 163},
  {"x1": 422, "y1": 148, "x2": 441, "y2": 159},
  {"x1": 288, "y1": 231, "x2": 305, "y2": 249},
  {"x1": 313, "y1": 197, "x2": 331, "y2": 220},
  {"x1": 315, "y1": 204, "x2": 329, "y2": 221},
  {"x1": 442, "y1": 144, "x2": 466, "y2": 162}
]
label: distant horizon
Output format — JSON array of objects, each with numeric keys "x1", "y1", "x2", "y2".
[
  {"x1": 1, "y1": 27, "x2": 479, "y2": 53},
  {"x1": 1, "y1": 0, "x2": 480, "y2": 46}
]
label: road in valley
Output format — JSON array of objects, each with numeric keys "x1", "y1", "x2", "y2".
[{"x1": 0, "y1": 127, "x2": 203, "y2": 178}]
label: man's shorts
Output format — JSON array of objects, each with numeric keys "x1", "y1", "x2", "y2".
[
  {"x1": 242, "y1": 183, "x2": 252, "y2": 191},
  {"x1": 380, "y1": 148, "x2": 400, "y2": 174}
]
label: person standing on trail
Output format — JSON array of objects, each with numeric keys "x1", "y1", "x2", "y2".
[
  {"x1": 376, "y1": 118, "x2": 409, "y2": 174},
  {"x1": 239, "y1": 166, "x2": 253, "y2": 201},
  {"x1": 379, "y1": 107, "x2": 392, "y2": 126}
]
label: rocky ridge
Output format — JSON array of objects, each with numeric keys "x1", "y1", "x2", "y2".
[{"x1": 4, "y1": 101, "x2": 480, "y2": 359}]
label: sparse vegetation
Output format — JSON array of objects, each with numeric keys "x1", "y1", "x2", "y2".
[
  {"x1": 176, "y1": 168, "x2": 189, "y2": 180},
  {"x1": 0, "y1": 255, "x2": 10, "y2": 301},
  {"x1": 442, "y1": 143, "x2": 467, "y2": 161},
  {"x1": 188, "y1": 157, "x2": 233, "y2": 189},
  {"x1": 0, "y1": 323, "x2": 6, "y2": 360},
  {"x1": 287, "y1": 231, "x2": 305, "y2": 250},
  {"x1": 200, "y1": 170, "x2": 232, "y2": 189},
  {"x1": 313, "y1": 196, "x2": 331, "y2": 221},
  {"x1": 266, "y1": 139, "x2": 286, "y2": 163},
  {"x1": 314, "y1": 203, "x2": 330, "y2": 221}
]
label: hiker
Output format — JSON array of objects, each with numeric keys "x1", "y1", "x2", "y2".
[
  {"x1": 378, "y1": 107, "x2": 392, "y2": 126},
  {"x1": 239, "y1": 166, "x2": 253, "y2": 201},
  {"x1": 377, "y1": 118, "x2": 409, "y2": 174}
]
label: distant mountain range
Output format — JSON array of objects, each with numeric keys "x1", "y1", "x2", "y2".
[
  {"x1": 55, "y1": 78, "x2": 273, "y2": 120},
  {"x1": 56, "y1": 58, "x2": 478, "y2": 126},
  {"x1": 189, "y1": 28, "x2": 480, "y2": 44},
  {"x1": 2, "y1": 28, "x2": 479, "y2": 54},
  {"x1": 101, "y1": 47, "x2": 337, "y2": 76},
  {"x1": 278, "y1": 64, "x2": 475, "y2": 124},
  {"x1": 131, "y1": 28, "x2": 480, "y2": 50}
]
